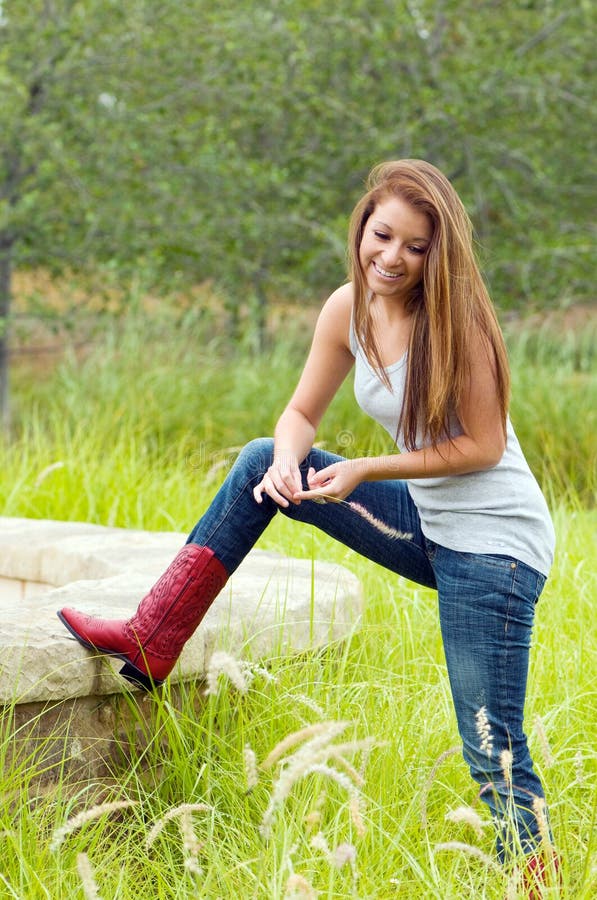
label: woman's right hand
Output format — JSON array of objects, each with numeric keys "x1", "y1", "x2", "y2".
[{"x1": 253, "y1": 456, "x2": 313, "y2": 508}]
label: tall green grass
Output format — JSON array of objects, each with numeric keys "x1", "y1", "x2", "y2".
[
  {"x1": 3, "y1": 310, "x2": 595, "y2": 525},
  {"x1": 0, "y1": 312, "x2": 595, "y2": 898}
]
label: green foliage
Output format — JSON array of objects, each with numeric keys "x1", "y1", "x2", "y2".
[
  {"x1": 1, "y1": 0, "x2": 595, "y2": 424},
  {"x1": 0, "y1": 462, "x2": 595, "y2": 897},
  {"x1": 1, "y1": 308, "x2": 595, "y2": 897},
  {"x1": 1, "y1": 0, "x2": 594, "y2": 306},
  {"x1": 3, "y1": 311, "x2": 595, "y2": 524}
]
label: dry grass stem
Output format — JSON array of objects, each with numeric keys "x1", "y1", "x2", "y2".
[
  {"x1": 284, "y1": 873, "x2": 317, "y2": 899},
  {"x1": 445, "y1": 805, "x2": 487, "y2": 838},
  {"x1": 532, "y1": 796, "x2": 552, "y2": 848},
  {"x1": 434, "y1": 841, "x2": 502, "y2": 873},
  {"x1": 145, "y1": 803, "x2": 212, "y2": 850},
  {"x1": 50, "y1": 800, "x2": 137, "y2": 852},
  {"x1": 347, "y1": 501, "x2": 413, "y2": 540},
  {"x1": 475, "y1": 706, "x2": 494, "y2": 757},
  {"x1": 420, "y1": 745, "x2": 461, "y2": 827},
  {"x1": 259, "y1": 721, "x2": 370, "y2": 839},
  {"x1": 500, "y1": 749, "x2": 513, "y2": 789},
  {"x1": 243, "y1": 744, "x2": 259, "y2": 791},
  {"x1": 204, "y1": 651, "x2": 251, "y2": 695},
  {"x1": 76, "y1": 853, "x2": 101, "y2": 900},
  {"x1": 533, "y1": 715, "x2": 555, "y2": 768},
  {"x1": 260, "y1": 721, "x2": 349, "y2": 771},
  {"x1": 34, "y1": 460, "x2": 65, "y2": 488}
]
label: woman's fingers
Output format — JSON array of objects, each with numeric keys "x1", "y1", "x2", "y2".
[{"x1": 253, "y1": 464, "x2": 303, "y2": 507}]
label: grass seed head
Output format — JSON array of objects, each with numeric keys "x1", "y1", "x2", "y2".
[
  {"x1": 145, "y1": 803, "x2": 212, "y2": 850},
  {"x1": 500, "y1": 749, "x2": 513, "y2": 788},
  {"x1": 445, "y1": 805, "x2": 487, "y2": 838},
  {"x1": 243, "y1": 744, "x2": 259, "y2": 791},
  {"x1": 76, "y1": 853, "x2": 102, "y2": 900},
  {"x1": 50, "y1": 800, "x2": 137, "y2": 852},
  {"x1": 284, "y1": 873, "x2": 317, "y2": 899},
  {"x1": 310, "y1": 831, "x2": 330, "y2": 856},
  {"x1": 574, "y1": 749, "x2": 585, "y2": 785},
  {"x1": 347, "y1": 501, "x2": 413, "y2": 540},
  {"x1": 434, "y1": 840, "x2": 502, "y2": 872},
  {"x1": 332, "y1": 841, "x2": 357, "y2": 869},
  {"x1": 533, "y1": 714, "x2": 555, "y2": 768},
  {"x1": 531, "y1": 796, "x2": 552, "y2": 848},
  {"x1": 204, "y1": 651, "x2": 251, "y2": 695},
  {"x1": 260, "y1": 721, "x2": 349, "y2": 771},
  {"x1": 475, "y1": 706, "x2": 494, "y2": 757}
]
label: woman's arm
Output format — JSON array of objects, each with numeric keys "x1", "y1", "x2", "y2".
[
  {"x1": 295, "y1": 330, "x2": 508, "y2": 502},
  {"x1": 254, "y1": 284, "x2": 355, "y2": 507}
]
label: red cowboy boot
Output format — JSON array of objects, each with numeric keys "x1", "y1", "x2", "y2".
[
  {"x1": 57, "y1": 544, "x2": 228, "y2": 690},
  {"x1": 515, "y1": 850, "x2": 561, "y2": 899}
]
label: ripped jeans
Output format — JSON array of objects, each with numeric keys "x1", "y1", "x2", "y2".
[{"x1": 187, "y1": 438, "x2": 550, "y2": 860}]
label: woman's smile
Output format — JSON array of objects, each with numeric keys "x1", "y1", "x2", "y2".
[
  {"x1": 372, "y1": 261, "x2": 403, "y2": 279},
  {"x1": 359, "y1": 195, "x2": 432, "y2": 299}
]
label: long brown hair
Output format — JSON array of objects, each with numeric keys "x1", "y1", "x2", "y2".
[{"x1": 348, "y1": 159, "x2": 510, "y2": 451}]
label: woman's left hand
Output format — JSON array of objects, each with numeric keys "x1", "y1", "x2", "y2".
[{"x1": 293, "y1": 459, "x2": 366, "y2": 503}]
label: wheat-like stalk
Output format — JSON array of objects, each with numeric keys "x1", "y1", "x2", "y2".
[
  {"x1": 284, "y1": 873, "x2": 317, "y2": 899},
  {"x1": 50, "y1": 800, "x2": 137, "y2": 852},
  {"x1": 243, "y1": 744, "x2": 259, "y2": 791},
  {"x1": 260, "y1": 721, "x2": 349, "y2": 771},
  {"x1": 532, "y1": 796, "x2": 553, "y2": 848},
  {"x1": 475, "y1": 706, "x2": 494, "y2": 757},
  {"x1": 445, "y1": 805, "x2": 488, "y2": 839},
  {"x1": 310, "y1": 494, "x2": 412, "y2": 540},
  {"x1": 533, "y1": 714, "x2": 555, "y2": 768},
  {"x1": 204, "y1": 651, "x2": 251, "y2": 695},
  {"x1": 346, "y1": 501, "x2": 413, "y2": 540},
  {"x1": 259, "y1": 721, "x2": 372, "y2": 839},
  {"x1": 574, "y1": 749, "x2": 585, "y2": 785},
  {"x1": 145, "y1": 802, "x2": 212, "y2": 850},
  {"x1": 76, "y1": 853, "x2": 102, "y2": 900},
  {"x1": 434, "y1": 840, "x2": 502, "y2": 872},
  {"x1": 420, "y1": 745, "x2": 461, "y2": 827},
  {"x1": 500, "y1": 748, "x2": 513, "y2": 789}
]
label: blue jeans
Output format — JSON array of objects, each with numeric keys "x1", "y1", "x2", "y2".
[{"x1": 187, "y1": 438, "x2": 549, "y2": 860}]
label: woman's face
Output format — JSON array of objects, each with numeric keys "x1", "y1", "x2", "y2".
[{"x1": 359, "y1": 196, "x2": 432, "y2": 301}]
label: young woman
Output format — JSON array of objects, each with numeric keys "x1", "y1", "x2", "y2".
[{"x1": 58, "y1": 160, "x2": 557, "y2": 891}]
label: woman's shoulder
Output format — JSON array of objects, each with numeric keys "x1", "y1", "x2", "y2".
[
  {"x1": 326, "y1": 280, "x2": 354, "y2": 305},
  {"x1": 319, "y1": 281, "x2": 354, "y2": 322},
  {"x1": 313, "y1": 282, "x2": 354, "y2": 354}
]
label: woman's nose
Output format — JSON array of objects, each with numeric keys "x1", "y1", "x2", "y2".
[{"x1": 382, "y1": 242, "x2": 402, "y2": 267}]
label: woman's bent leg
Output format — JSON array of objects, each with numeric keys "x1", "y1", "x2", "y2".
[
  {"x1": 187, "y1": 438, "x2": 435, "y2": 588},
  {"x1": 59, "y1": 437, "x2": 433, "y2": 688},
  {"x1": 431, "y1": 542, "x2": 550, "y2": 861}
]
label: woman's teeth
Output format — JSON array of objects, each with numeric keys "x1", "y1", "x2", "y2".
[{"x1": 373, "y1": 262, "x2": 400, "y2": 278}]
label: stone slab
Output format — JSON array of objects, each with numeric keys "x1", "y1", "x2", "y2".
[{"x1": 0, "y1": 517, "x2": 363, "y2": 704}]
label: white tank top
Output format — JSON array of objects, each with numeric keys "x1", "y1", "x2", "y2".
[{"x1": 349, "y1": 322, "x2": 555, "y2": 575}]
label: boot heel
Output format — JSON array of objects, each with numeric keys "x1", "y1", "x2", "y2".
[{"x1": 119, "y1": 661, "x2": 163, "y2": 692}]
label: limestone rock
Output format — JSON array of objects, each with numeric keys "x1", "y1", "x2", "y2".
[{"x1": 0, "y1": 517, "x2": 362, "y2": 704}]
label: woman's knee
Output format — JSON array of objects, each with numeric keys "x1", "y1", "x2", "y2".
[{"x1": 234, "y1": 437, "x2": 274, "y2": 476}]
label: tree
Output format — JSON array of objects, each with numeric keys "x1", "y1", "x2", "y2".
[
  {"x1": 0, "y1": 0, "x2": 199, "y2": 428},
  {"x1": 2, "y1": 0, "x2": 594, "y2": 428}
]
